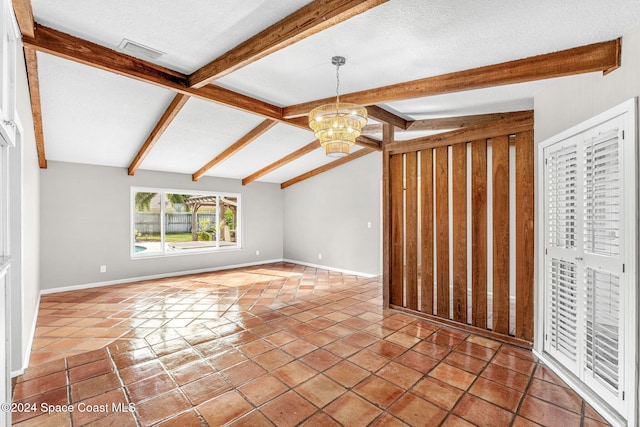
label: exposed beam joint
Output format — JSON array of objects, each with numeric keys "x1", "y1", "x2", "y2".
[
  {"x1": 24, "y1": 47, "x2": 46, "y2": 168},
  {"x1": 385, "y1": 112, "x2": 534, "y2": 155},
  {"x1": 242, "y1": 140, "x2": 320, "y2": 185},
  {"x1": 11, "y1": 0, "x2": 35, "y2": 38},
  {"x1": 281, "y1": 148, "x2": 374, "y2": 189},
  {"x1": 128, "y1": 93, "x2": 190, "y2": 175},
  {"x1": 366, "y1": 105, "x2": 409, "y2": 129},
  {"x1": 356, "y1": 135, "x2": 382, "y2": 151},
  {"x1": 192, "y1": 119, "x2": 277, "y2": 181},
  {"x1": 188, "y1": 0, "x2": 389, "y2": 88},
  {"x1": 21, "y1": 24, "x2": 287, "y2": 123},
  {"x1": 283, "y1": 39, "x2": 622, "y2": 118}
]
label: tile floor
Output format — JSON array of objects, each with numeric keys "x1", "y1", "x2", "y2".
[{"x1": 12, "y1": 262, "x2": 610, "y2": 426}]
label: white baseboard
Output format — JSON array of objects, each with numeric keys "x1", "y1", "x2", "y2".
[
  {"x1": 534, "y1": 350, "x2": 626, "y2": 427},
  {"x1": 282, "y1": 259, "x2": 378, "y2": 278},
  {"x1": 40, "y1": 259, "x2": 285, "y2": 295}
]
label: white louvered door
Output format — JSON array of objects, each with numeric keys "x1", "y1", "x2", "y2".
[{"x1": 541, "y1": 101, "x2": 637, "y2": 424}]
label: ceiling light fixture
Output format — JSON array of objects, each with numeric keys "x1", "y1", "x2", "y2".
[{"x1": 309, "y1": 56, "x2": 368, "y2": 158}]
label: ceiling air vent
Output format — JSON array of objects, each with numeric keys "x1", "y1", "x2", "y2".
[{"x1": 118, "y1": 39, "x2": 165, "y2": 60}]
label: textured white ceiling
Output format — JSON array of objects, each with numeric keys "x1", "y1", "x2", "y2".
[{"x1": 29, "y1": 0, "x2": 640, "y2": 184}]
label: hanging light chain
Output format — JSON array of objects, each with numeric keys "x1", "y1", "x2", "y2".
[{"x1": 335, "y1": 60, "x2": 341, "y2": 104}]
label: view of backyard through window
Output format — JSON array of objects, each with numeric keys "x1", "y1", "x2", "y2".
[{"x1": 132, "y1": 188, "x2": 239, "y2": 256}]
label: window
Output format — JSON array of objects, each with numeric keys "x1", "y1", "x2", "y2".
[{"x1": 132, "y1": 188, "x2": 240, "y2": 257}]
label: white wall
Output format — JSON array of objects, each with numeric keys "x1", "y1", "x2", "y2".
[
  {"x1": 39, "y1": 162, "x2": 284, "y2": 290},
  {"x1": 13, "y1": 41, "x2": 40, "y2": 372},
  {"x1": 283, "y1": 151, "x2": 382, "y2": 276},
  {"x1": 534, "y1": 25, "x2": 640, "y2": 424}
]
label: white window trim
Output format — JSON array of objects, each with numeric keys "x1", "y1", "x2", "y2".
[{"x1": 130, "y1": 186, "x2": 242, "y2": 259}]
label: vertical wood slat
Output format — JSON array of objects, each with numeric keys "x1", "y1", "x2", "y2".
[
  {"x1": 405, "y1": 152, "x2": 418, "y2": 310},
  {"x1": 382, "y1": 124, "x2": 395, "y2": 308},
  {"x1": 420, "y1": 149, "x2": 434, "y2": 314},
  {"x1": 435, "y1": 146, "x2": 450, "y2": 318},
  {"x1": 515, "y1": 130, "x2": 534, "y2": 341},
  {"x1": 390, "y1": 154, "x2": 405, "y2": 307},
  {"x1": 471, "y1": 139, "x2": 488, "y2": 328},
  {"x1": 492, "y1": 135, "x2": 510, "y2": 334},
  {"x1": 452, "y1": 143, "x2": 467, "y2": 323}
]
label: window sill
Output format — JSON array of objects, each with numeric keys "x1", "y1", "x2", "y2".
[{"x1": 131, "y1": 245, "x2": 242, "y2": 260}]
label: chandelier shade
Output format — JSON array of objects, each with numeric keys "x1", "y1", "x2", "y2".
[
  {"x1": 309, "y1": 102, "x2": 368, "y2": 157},
  {"x1": 309, "y1": 56, "x2": 368, "y2": 158}
]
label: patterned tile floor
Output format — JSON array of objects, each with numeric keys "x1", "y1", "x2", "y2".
[{"x1": 12, "y1": 262, "x2": 610, "y2": 426}]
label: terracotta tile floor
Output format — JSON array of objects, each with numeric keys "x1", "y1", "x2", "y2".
[{"x1": 12, "y1": 262, "x2": 610, "y2": 426}]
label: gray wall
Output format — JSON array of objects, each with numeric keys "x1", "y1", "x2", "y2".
[
  {"x1": 14, "y1": 40, "x2": 41, "y2": 372},
  {"x1": 40, "y1": 162, "x2": 284, "y2": 290},
  {"x1": 535, "y1": 27, "x2": 640, "y2": 143},
  {"x1": 283, "y1": 151, "x2": 382, "y2": 276}
]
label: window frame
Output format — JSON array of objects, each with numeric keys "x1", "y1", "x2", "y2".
[{"x1": 130, "y1": 186, "x2": 242, "y2": 258}]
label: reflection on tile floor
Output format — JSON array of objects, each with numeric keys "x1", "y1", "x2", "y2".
[{"x1": 12, "y1": 262, "x2": 610, "y2": 426}]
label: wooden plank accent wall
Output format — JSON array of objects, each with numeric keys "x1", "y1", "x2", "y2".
[
  {"x1": 471, "y1": 139, "x2": 488, "y2": 328},
  {"x1": 405, "y1": 152, "x2": 419, "y2": 311},
  {"x1": 390, "y1": 154, "x2": 404, "y2": 307},
  {"x1": 491, "y1": 135, "x2": 511, "y2": 335},
  {"x1": 515, "y1": 130, "x2": 534, "y2": 341},
  {"x1": 385, "y1": 122, "x2": 535, "y2": 346},
  {"x1": 435, "y1": 146, "x2": 450, "y2": 318},
  {"x1": 420, "y1": 149, "x2": 434, "y2": 315},
  {"x1": 452, "y1": 143, "x2": 467, "y2": 323}
]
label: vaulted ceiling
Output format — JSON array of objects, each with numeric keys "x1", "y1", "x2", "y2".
[{"x1": 13, "y1": 0, "x2": 640, "y2": 187}]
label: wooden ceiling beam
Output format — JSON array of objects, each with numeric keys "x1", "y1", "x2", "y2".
[
  {"x1": 281, "y1": 147, "x2": 374, "y2": 189},
  {"x1": 24, "y1": 47, "x2": 46, "y2": 168},
  {"x1": 21, "y1": 24, "x2": 287, "y2": 123},
  {"x1": 242, "y1": 139, "x2": 320, "y2": 185},
  {"x1": 385, "y1": 111, "x2": 534, "y2": 155},
  {"x1": 11, "y1": 0, "x2": 35, "y2": 38},
  {"x1": 366, "y1": 105, "x2": 409, "y2": 130},
  {"x1": 188, "y1": 0, "x2": 389, "y2": 88},
  {"x1": 192, "y1": 119, "x2": 277, "y2": 181},
  {"x1": 405, "y1": 110, "x2": 533, "y2": 131},
  {"x1": 283, "y1": 39, "x2": 621, "y2": 118},
  {"x1": 128, "y1": 93, "x2": 190, "y2": 175},
  {"x1": 362, "y1": 110, "x2": 533, "y2": 134}
]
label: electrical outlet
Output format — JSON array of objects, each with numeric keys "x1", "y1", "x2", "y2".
[
  {"x1": 367, "y1": 222, "x2": 372, "y2": 228},
  {"x1": 100, "y1": 265, "x2": 107, "y2": 273},
  {"x1": 318, "y1": 253, "x2": 322, "y2": 260},
  {"x1": 256, "y1": 250, "x2": 260, "y2": 256}
]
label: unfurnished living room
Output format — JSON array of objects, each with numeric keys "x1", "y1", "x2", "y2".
[{"x1": 1, "y1": 0, "x2": 640, "y2": 426}]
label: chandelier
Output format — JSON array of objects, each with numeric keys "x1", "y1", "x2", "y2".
[{"x1": 309, "y1": 56, "x2": 368, "y2": 158}]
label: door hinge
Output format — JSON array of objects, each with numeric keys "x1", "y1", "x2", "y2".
[
  {"x1": 622, "y1": 391, "x2": 625, "y2": 400},
  {"x1": 545, "y1": 248, "x2": 548, "y2": 255},
  {"x1": 622, "y1": 130, "x2": 625, "y2": 140},
  {"x1": 623, "y1": 264, "x2": 625, "y2": 273},
  {"x1": 545, "y1": 158, "x2": 548, "y2": 165}
]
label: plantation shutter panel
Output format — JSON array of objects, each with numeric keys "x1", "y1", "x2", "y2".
[
  {"x1": 583, "y1": 129, "x2": 621, "y2": 257},
  {"x1": 544, "y1": 139, "x2": 580, "y2": 369},
  {"x1": 548, "y1": 143, "x2": 579, "y2": 250},
  {"x1": 581, "y1": 127, "x2": 624, "y2": 402},
  {"x1": 548, "y1": 259, "x2": 578, "y2": 361}
]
